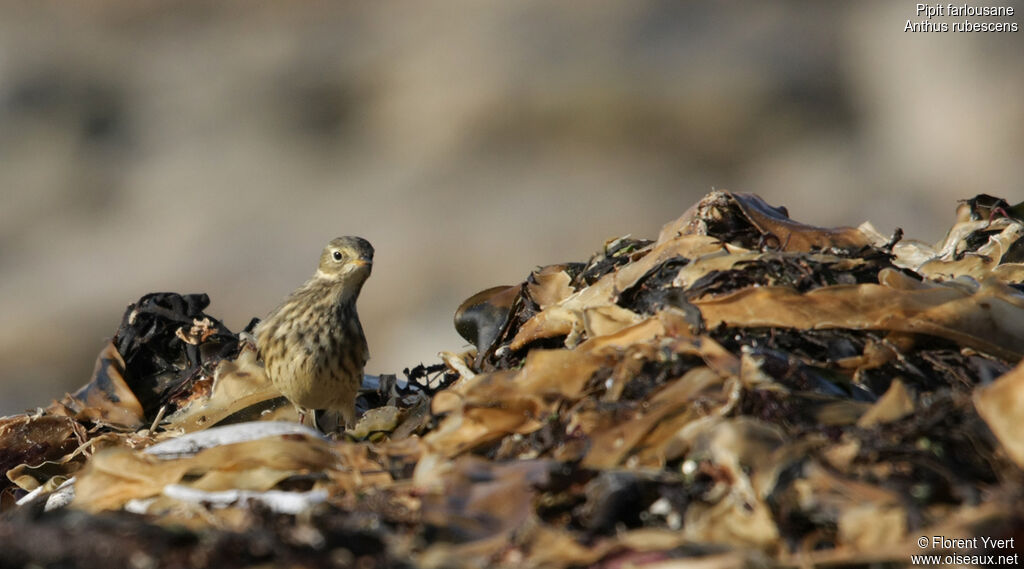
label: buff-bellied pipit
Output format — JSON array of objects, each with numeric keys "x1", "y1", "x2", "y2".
[{"x1": 256, "y1": 236, "x2": 374, "y2": 429}]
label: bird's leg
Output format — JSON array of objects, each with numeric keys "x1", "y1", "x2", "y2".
[
  {"x1": 340, "y1": 406, "x2": 356, "y2": 432},
  {"x1": 295, "y1": 405, "x2": 320, "y2": 431}
]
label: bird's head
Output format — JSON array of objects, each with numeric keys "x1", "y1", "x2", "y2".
[{"x1": 316, "y1": 236, "x2": 374, "y2": 287}]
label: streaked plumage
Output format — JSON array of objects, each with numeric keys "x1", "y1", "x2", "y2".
[{"x1": 256, "y1": 236, "x2": 373, "y2": 428}]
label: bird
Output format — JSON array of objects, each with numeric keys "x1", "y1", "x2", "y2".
[{"x1": 256, "y1": 236, "x2": 374, "y2": 430}]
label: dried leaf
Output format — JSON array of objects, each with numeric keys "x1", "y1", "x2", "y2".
[
  {"x1": 164, "y1": 345, "x2": 289, "y2": 432},
  {"x1": 47, "y1": 342, "x2": 144, "y2": 429},
  {"x1": 838, "y1": 503, "x2": 907, "y2": 549},
  {"x1": 974, "y1": 360, "x2": 1024, "y2": 469},
  {"x1": 658, "y1": 191, "x2": 875, "y2": 252},
  {"x1": 526, "y1": 265, "x2": 574, "y2": 310},
  {"x1": 857, "y1": 379, "x2": 914, "y2": 427},
  {"x1": 0, "y1": 415, "x2": 85, "y2": 494},
  {"x1": 73, "y1": 434, "x2": 336, "y2": 513},
  {"x1": 694, "y1": 270, "x2": 1024, "y2": 360}
]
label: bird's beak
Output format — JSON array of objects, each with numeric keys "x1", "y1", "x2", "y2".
[{"x1": 351, "y1": 259, "x2": 371, "y2": 268}]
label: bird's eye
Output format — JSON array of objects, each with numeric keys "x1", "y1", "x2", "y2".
[{"x1": 332, "y1": 251, "x2": 343, "y2": 262}]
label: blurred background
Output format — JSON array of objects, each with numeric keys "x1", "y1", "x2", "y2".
[{"x1": 1, "y1": 1, "x2": 1021, "y2": 415}]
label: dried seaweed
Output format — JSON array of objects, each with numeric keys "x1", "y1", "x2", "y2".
[
  {"x1": 113, "y1": 292, "x2": 241, "y2": 420},
  {"x1": 4, "y1": 191, "x2": 1024, "y2": 568}
]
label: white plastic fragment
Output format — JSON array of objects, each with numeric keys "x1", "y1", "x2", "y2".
[
  {"x1": 14, "y1": 485, "x2": 46, "y2": 507},
  {"x1": 16, "y1": 421, "x2": 329, "y2": 512},
  {"x1": 45, "y1": 479, "x2": 77, "y2": 511},
  {"x1": 125, "y1": 497, "x2": 156, "y2": 514},
  {"x1": 144, "y1": 421, "x2": 325, "y2": 459},
  {"x1": 15, "y1": 477, "x2": 77, "y2": 511},
  {"x1": 162, "y1": 484, "x2": 329, "y2": 515}
]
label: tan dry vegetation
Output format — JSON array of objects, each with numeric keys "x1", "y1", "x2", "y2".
[{"x1": 3, "y1": 191, "x2": 1023, "y2": 568}]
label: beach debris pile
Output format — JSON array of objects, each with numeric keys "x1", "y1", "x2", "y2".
[{"x1": 2, "y1": 191, "x2": 1023, "y2": 568}]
